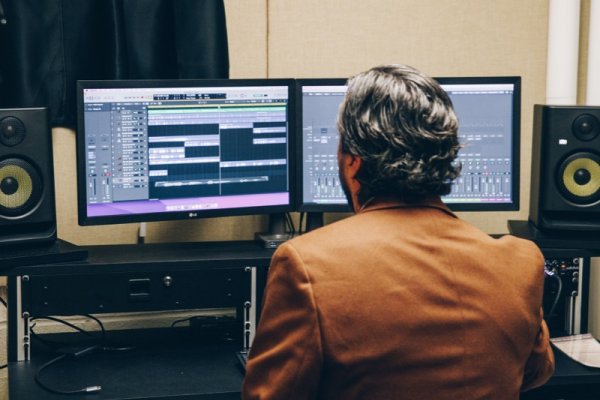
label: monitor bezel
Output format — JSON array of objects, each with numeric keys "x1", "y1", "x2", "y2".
[
  {"x1": 295, "y1": 76, "x2": 521, "y2": 213},
  {"x1": 76, "y1": 78, "x2": 297, "y2": 226},
  {"x1": 295, "y1": 78, "x2": 351, "y2": 213}
]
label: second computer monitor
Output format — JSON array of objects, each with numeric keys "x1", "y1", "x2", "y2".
[{"x1": 297, "y1": 76, "x2": 521, "y2": 212}]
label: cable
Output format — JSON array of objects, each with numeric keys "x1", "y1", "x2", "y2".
[
  {"x1": 285, "y1": 212, "x2": 297, "y2": 235},
  {"x1": 34, "y1": 348, "x2": 101, "y2": 395},
  {"x1": 31, "y1": 315, "x2": 134, "y2": 352},
  {"x1": 171, "y1": 316, "x2": 193, "y2": 328},
  {"x1": 31, "y1": 315, "x2": 134, "y2": 394},
  {"x1": 30, "y1": 316, "x2": 97, "y2": 350},
  {"x1": 299, "y1": 212, "x2": 306, "y2": 234},
  {"x1": 545, "y1": 268, "x2": 563, "y2": 318},
  {"x1": 82, "y1": 314, "x2": 106, "y2": 340}
]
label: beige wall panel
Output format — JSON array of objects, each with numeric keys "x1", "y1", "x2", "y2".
[
  {"x1": 224, "y1": 0, "x2": 268, "y2": 78},
  {"x1": 269, "y1": 0, "x2": 549, "y2": 234},
  {"x1": 146, "y1": 215, "x2": 269, "y2": 243},
  {"x1": 52, "y1": 128, "x2": 139, "y2": 245}
]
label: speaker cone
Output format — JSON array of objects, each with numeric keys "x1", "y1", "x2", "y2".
[
  {"x1": 0, "y1": 116, "x2": 26, "y2": 147},
  {"x1": 0, "y1": 158, "x2": 43, "y2": 217},
  {"x1": 556, "y1": 152, "x2": 600, "y2": 204}
]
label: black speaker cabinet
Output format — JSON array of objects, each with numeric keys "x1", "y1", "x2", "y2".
[
  {"x1": 0, "y1": 108, "x2": 56, "y2": 245},
  {"x1": 530, "y1": 105, "x2": 600, "y2": 231}
]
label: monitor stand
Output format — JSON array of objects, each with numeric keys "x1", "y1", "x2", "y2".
[
  {"x1": 255, "y1": 213, "x2": 292, "y2": 249},
  {"x1": 305, "y1": 212, "x2": 324, "y2": 232}
]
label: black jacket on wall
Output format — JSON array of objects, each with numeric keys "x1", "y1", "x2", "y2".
[{"x1": 0, "y1": 0, "x2": 229, "y2": 128}]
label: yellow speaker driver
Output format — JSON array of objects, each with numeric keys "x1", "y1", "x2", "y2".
[
  {"x1": 0, "y1": 164, "x2": 33, "y2": 208},
  {"x1": 557, "y1": 152, "x2": 600, "y2": 204},
  {"x1": 0, "y1": 158, "x2": 42, "y2": 217}
]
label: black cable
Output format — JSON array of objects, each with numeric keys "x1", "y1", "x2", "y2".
[
  {"x1": 171, "y1": 316, "x2": 193, "y2": 328},
  {"x1": 31, "y1": 315, "x2": 134, "y2": 352},
  {"x1": 30, "y1": 316, "x2": 97, "y2": 350},
  {"x1": 34, "y1": 349, "x2": 101, "y2": 395},
  {"x1": 31, "y1": 314, "x2": 134, "y2": 394},
  {"x1": 546, "y1": 270, "x2": 563, "y2": 318},
  {"x1": 31, "y1": 316, "x2": 94, "y2": 337},
  {"x1": 299, "y1": 212, "x2": 306, "y2": 234},
  {"x1": 80, "y1": 314, "x2": 132, "y2": 351},
  {"x1": 82, "y1": 314, "x2": 106, "y2": 340},
  {"x1": 285, "y1": 212, "x2": 297, "y2": 235}
]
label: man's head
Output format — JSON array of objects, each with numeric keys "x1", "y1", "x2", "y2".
[{"x1": 337, "y1": 64, "x2": 462, "y2": 211}]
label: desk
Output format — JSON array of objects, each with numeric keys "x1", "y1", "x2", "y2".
[
  {"x1": 8, "y1": 328, "x2": 245, "y2": 399},
  {"x1": 521, "y1": 347, "x2": 600, "y2": 400},
  {"x1": 6, "y1": 236, "x2": 600, "y2": 398},
  {"x1": 5, "y1": 241, "x2": 273, "y2": 398},
  {"x1": 8, "y1": 329, "x2": 600, "y2": 400},
  {"x1": 6, "y1": 241, "x2": 273, "y2": 362},
  {"x1": 509, "y1": 220, "x2": 600, "y2": 398}
]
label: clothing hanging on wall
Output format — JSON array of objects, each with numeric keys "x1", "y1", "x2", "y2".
[{"x1": 0, "y1": 0, "x2": 229, "y2": 128}]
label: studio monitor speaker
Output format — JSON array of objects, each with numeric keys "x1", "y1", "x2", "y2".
[
  {"x1": 0, "y1": 108, "x2": 56, "y2": 245},
  {"x1": 530, "y1": 105, "x2": 600, "y2": 231}
]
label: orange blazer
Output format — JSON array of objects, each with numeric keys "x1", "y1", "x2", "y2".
[{"x1": 243, "y1": 199, "x2": 554, "y2": 400}]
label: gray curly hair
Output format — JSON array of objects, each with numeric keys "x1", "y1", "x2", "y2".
[{"x1": 338, "y1": 64, "x2": 462, "y2": 204}]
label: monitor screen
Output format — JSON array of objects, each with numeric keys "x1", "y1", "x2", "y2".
[
  {"x1": 297, "y1": 77, "x2": 521, "y2": 212},
  {"x1": 77, "y1": 79, "x2": 295, "y2": 225}
]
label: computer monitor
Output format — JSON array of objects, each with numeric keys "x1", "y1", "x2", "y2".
[
  {"x1": 76, "y1": 79, "x2": 295, "y2": 226},
  {"x1": 297, "y1": 76, "x2": 521, "y2": 214},
  {"x1": 296, "y1": 79, "x2": 350, "y2": 213}
]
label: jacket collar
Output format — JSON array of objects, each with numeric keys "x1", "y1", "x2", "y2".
[{"x1": 358, "y1": 196, "x2": 458, "y2": 219}]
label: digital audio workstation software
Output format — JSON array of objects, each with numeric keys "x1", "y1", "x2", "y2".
[
  {"x1": 299, "y1": 77, "x2": 520, "y2": 212},
  {"x1": 77, "y1": 80, "x2": 294, "y2": 225}
]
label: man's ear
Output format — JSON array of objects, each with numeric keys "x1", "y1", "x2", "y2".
[{"x1": 344, "y1": 153, "x2": 362, "y2": 180}]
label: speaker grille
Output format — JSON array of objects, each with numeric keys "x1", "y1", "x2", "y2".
[
  {"x1": 0, "y1": 158, "x2": 42, "y2": 217},
  {"x1": 557, "y1": 152, "x2": 600, "y2": 204},
  {"x1": 0, "y1": 116, "x2": 26, "y2": 147}
]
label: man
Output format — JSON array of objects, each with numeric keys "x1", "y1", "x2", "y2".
[{"x1": 243, "y1": 65, "x2": 554, "y2": 399}]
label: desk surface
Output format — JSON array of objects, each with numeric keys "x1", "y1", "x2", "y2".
[
  {"x1": 9, "y1": 329, "x2": 245, "y2": 400},
  {"x1": 9, "y1": 330, "x2": 600, "y2": 400},
  {"x1": 522, "y1": 347, "x2": 600, "y2": 399},
  {"x1": 7, "y1": 240, "x2": 276, "y2": 277}
]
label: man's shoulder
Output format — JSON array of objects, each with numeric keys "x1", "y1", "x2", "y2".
[{"x1": 291, "y1": 214, "x2": 361, "y2": 244}]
